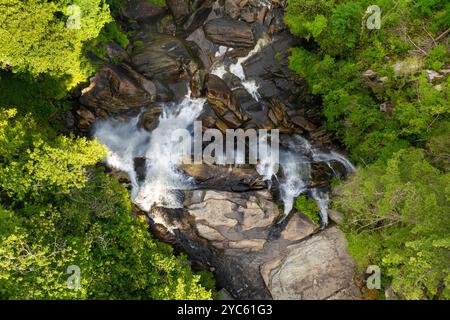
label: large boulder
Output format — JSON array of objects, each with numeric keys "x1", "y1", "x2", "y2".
[
  {"x1": 242, "y1": 33, "x2": 303, "y2": 100},
  {"x1": 138, "y1": 106, "x2": 163, "y2": 132},
  {"x1": 203, "y1": 17, "x2": 255, "y2": 48},
  {"x1": 205, "y1": 74, "x2": 250, "y2": 127},
  {"x1": 79, "y1": 64, "x2": 156, "y2": 114},
  {"x1": 261, "y1": 226, "x2": 361, "y2": 300},
  {"x1": 182, "y1": 2, "x2": 213, "y2": 35},
  {"x1": 123, "y1": 0, "x2": 166, "y2": 24},
  {"x1": 180, "y1": 164, "x2": 266, "y2": 191},
  {"x1": 166, "y1": 0, "x2": 190, "y2": 24},
  {"x1": 131, "y1": 35, "x2": 202, "y2": 82},
  {"x1": 146, "y1": 188, "x2": 361, "y2": 300}
]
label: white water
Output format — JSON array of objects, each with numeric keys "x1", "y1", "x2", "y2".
[
  {"x1": 94, "y1": 92, "x2": 206, "y2": 211},
  {"x1": 310, "y1": 188, "x2": 330, "y2": 227},
  {"x1": 211, "y1": 38, "x2": 269, "y2": 101},
  {"x1": 94, "y1": 34, "x2": 355, "y2": 227},
  {"x1": 257, "y1": 134, "x2": 355, "y2": 226},
  {"x1": 93, "y1": 115, "x2": 149, "y2": 199},
  {"x1": 229, "y1": 38, "x2": 268, "y2": 101}
]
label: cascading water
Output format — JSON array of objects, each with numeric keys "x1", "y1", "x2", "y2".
[
  {"x1": 257, "y1": 134, "x2": 355, "y2": 226},
  {"x1": 93, "y1": 30, "x2": 355, "y2": 227},
  {"x1": 310, "y1": 188, "x2": 330, "y2": 227},
  {"x1": 211, "y1": 38, "x2": 269, "y2": 101},
  {"x1": 229, "y1": 38, "x2": 268, "y2": 101},
  {"x1": 94, "y1": 91, "x2": 206, "y2": 211},
  {"x1": 93, "y1": 115, "x2": 149, "y2": 199}
]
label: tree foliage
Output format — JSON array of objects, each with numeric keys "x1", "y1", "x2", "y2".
[
  {"x1": 0, "y1": 0, "x2": 111, "y2": 86},
  {"x1": 286, "y1": 0, "x2": 450, "y2": 300},
  {"x1": 0, "y1": 109, "x2": 213, "y2": 299},
  {"x1": 334, "y1": 148, "x2": 450, "y2": 299}
]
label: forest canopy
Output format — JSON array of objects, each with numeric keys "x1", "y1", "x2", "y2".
[
  {"x1": 286, "y1": 0, "x2": 449, "y2": 299},
  {"x1": 0, "y1": 0, "x2": 213, "y2": 300}
]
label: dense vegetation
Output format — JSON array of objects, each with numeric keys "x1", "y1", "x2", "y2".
[
  {"x1": 287, "y1": 0, "x2": 449, "y2": 299},
  {"x1": 0, "y1": 0, "x2": 212, "y2": 299}
]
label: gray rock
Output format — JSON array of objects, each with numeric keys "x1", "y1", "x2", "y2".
[
  {"x1": 131, "y1": 35, "x2": 202, "y2": 82},
  {"x1": 79, "y1": 63, "x2": 155, "y2": 114},
  {"x1": 203, "y1": 17, "x2": 255, "y2": 48},
  {"x1": 180, "y1": 164, "x2": 266, "y2": 191},
  {"x1": 123, "y1": 0, "x2": 166, "y2": 24},
  {"x1": 261, "y1": 226, "x2": 361, "y2": 300}
]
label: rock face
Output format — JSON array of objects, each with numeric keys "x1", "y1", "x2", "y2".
[
  {"x1": 79, "y1": 64, "x2": 156, "y2": 114},
  {"x1": 206, "y1": 74, "x2": 250, "y2": 127},
  {"x1": 204, "y1": 17, "x2": 255, "y2": 48},
  {"x1": 262, "y1": 227, "x2": 361, "y2": 300},
  {"x1": 138, "y1": 106, "x2": 163, "y2": 131},
  {"x1": 166, "y1": 0, "x2": 190, "y2": 24},
  {"x1": 148, "y1": 191, "x2": 361, "y2": 300},
  {"x1": 180, "y1": 164, "x2": 265, "y2": 191},
  {"x1": 123, "y1": 0, "x2": 166, "y2": 23},
  {"x1": 131, "y1": 35, "x2": 202, "y2": 82},
  {"x1": 242, "y1": 32, "x2": 304, "y2": 100}
]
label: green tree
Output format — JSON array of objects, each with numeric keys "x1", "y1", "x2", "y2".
[
  {"x1": 0, "y1": 109, "x2": 213, "y2": 299},
  {"x1": 334, "y1": 148, "x2": 450, "y2": 299},
  {"x1": 0, "y1": 0, "x2": 111, "y2": 86}
]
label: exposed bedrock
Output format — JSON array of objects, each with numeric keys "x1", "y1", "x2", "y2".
[
  {"x1": 147, "y1": 190, "x2": 361, "y2": 300},
  {"x1": 203, "y1": 17, "x2": 255, "y2": 48}
]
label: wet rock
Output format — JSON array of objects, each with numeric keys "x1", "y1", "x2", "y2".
[
  {"x1": 167, "y1": 0, "x2": 190, "y2": 24},
  {"x1": 186, "y1": 28, "x2": 216, "y2": 69},
  {"x1": 310, "y1": 162, "x2": 334, "y2": 188},
  {"x1": 79, "y1": 64, "x2": 155, "y2": 114},
  {"x1": 267, "y1": 99, "x2": 293, "y2": 130},
  {"x1": 242, "y1": 33, "x2": 303, "y2": 100},
  {"x1": 203, "y1": 17, "x2": 255, "y2": 48},
  {"x1": 138, "y1": 106, "x2": 163, "y2": 131},
  {"x1": 180, "y1": 164, "x2": 265, "y2": 191},
  {"x1": 104, "y1": 42, "x2": 129, "y2": 62},
  {"x1": 290, "y1": 113, "x2": 318, "y2": 132},
  {"x1": 131, "y1": 35, "x2": 202, "y2": 82},
  {"x1": 182, "y1": 2, "x2": 213, "y2": 35},
  {"x1": 267, "y1": 6, "x2": 287, "y2": 34},
  {"x1": 123, "y1": 0, "x2": 166, "y2": 24},
  {"x1": 190, "y1": 69, "x2": 207, "y2": 98},
  {"x1": 206, "y1": 74, "x2": 250, "y2": 127}
]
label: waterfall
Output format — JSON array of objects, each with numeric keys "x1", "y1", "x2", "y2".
[
  {"x1": 94, "y1": 92, "x2": 206, "y2": 211},
  {"x1": 312, "y1": 150, "x2": 356, "y2": 173},
  {"x1": 257, "y1": 134, "x2": 355, "y2": 226},
  {"x1": 211, "y1": 38, "x2": 269, "y2": 101},
  {"x1": 310, "y1": 188, "x2": 330, "y2": 228},
  {"x1": 93, "y1": 33, "x2": 355, "y2": 228},
  {"x1": 229, "y1": 38, "x2": 268, "y2": 101},
  {"x1": 93, "y1": 115, "x2": 149, "y2": 199}
]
